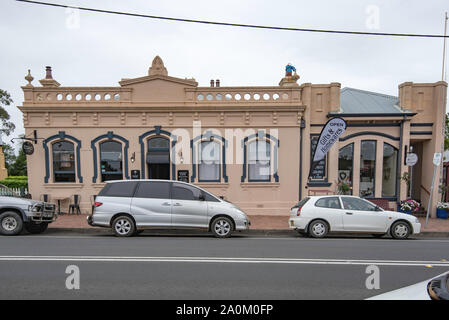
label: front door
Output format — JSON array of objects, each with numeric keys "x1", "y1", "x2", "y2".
[{"x1": 147, "y1": 137, "x2": 170, "y2": 180}]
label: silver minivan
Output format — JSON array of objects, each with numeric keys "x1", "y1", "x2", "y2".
[{"x1": 87, "y1": 179, "x2": 250, "y2": 237}]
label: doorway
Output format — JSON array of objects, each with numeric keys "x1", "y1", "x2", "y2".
[{"x1": 147, "y1": 137, "x2": 170, "y2": 180}]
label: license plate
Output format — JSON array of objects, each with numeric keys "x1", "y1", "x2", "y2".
[
  {"x1": 43, "y1": 213, "x2": 53, "y2": 218},
  {"x1": 290, "y1": 220, "x2": 294, "y2": 227}
]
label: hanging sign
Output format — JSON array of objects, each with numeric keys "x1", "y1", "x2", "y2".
[
  {"x1": 22, "y1": 141, "x2": 34, "y2": 155},
  {"x1": 309, "y1": 117, "x2": 347, "y2": 178}
]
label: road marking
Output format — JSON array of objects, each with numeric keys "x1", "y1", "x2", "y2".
[
  {"x1": 6, "y1": 235, "x2": 449, "y2": 243},
  {"x1": 1, "y1": 255, "x2": 449, "y2": 267}
]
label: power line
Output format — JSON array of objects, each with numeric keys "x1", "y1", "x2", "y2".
[{"x1": 16, "y1": 0, "x2": 449, "y2": 39}]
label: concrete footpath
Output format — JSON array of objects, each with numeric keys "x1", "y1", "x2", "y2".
[{"x1": 46, "y1": 214, "x2": 449, "y2": 237}]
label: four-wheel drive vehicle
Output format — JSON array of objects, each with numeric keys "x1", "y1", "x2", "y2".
[
  {"x1": 289, "y1": 195, "x2": 421, "y2": 239},
  {"x1": 87, "y1": 179, "x2": 250, "y2": 238},
  {"x1": 0, "y1": 184, "x2": 56, "y2": 235}
]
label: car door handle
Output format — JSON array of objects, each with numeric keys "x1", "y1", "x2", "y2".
[
  {"x1": 162, "y1": 202, "x2": 171, "y2": 206},
  {"x1": 173, "y1": 203, "x2": 182, "y2": 206},
  {"x1": 346, "y1": 212, "x2": 353, "y2": 215}
]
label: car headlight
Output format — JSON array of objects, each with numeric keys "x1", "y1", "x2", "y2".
[{"x1": 28, "y1": 204, "x2": 42, "y2": 212}]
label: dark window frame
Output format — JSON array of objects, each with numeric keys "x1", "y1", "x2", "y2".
[
  {"x1": 99, "y1": 140, "x2": 124, "y2": 182},
  {"x1": 52, "y1": 140, "x2": 76, "y2": 183}
]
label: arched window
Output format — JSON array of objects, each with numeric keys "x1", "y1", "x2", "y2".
[
  {"x1": 338, "y1": 143, "x2": 353, "y2": 194},
  {"x1": 100, "y1": 141, "x2": 123, "y2": 182},
  {"x1": 248, "y1": 140, "x2": 271, "y2": 182},
  {"x1": 198, "y1": 141, "x2": 220, "y2": 182},
  {"x1": 52, "y1": 141, "x2": 75, "y2": 182},
  {"x1": 382, "y1": 143, "x2": 398, "y2": 197}
]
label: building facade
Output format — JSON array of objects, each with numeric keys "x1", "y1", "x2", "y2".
[{"x1": 19, "y1": 57, "x2": 447, "y2": 217}]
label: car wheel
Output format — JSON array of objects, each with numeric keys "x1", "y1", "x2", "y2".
[
  {"x1": 211, "y1": 217, "x2": 233, "y2": 238},
  {"x1": 390, "y1": 221, "x2": 411, "y2": 239},
  {"x1": 308, "y1": 220, "x2": 329, "y2": 238},
  {"x1": 25, "y1": 222, "x2": 48, "y2": 234},
  {"x1": 112, "y1": 216, "x2": 135, "y2": 237},
  {"x1": 0, "y1": 211, "x2": 23, "y2": 236}
]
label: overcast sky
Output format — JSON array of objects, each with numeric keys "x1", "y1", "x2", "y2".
[{"x1": 1, "y1": 0, "x2": 448, "y2": 147}]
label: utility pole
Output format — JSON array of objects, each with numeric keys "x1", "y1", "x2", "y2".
[{"x1": 442, "y1": 12, "x2": 448, "y2": 81}]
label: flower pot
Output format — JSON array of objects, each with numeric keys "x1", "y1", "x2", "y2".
[{"x1": 436, "y1": 208, "x2": 449, "y2": 219}]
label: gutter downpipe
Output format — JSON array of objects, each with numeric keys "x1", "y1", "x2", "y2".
[
  {"x1": 397, "y1": 115, "x2": 406, "y2": 204},
  {"x1": 299, "y1": 119, "x2": 305, "y2": 200}
]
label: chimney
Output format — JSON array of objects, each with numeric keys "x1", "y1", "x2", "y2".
[
  {"x1": 39, "y1": 66, "x2": 60, "y2": 87},
  {"x1": 215, "y1": 79, "x2": 220, "y2": 87},
  {"x1": 210, "y1": 79, "x2": 215, "y2": 87},
  {"x1": 45, "y1": 66, "x2": 53, "y2": 79}
]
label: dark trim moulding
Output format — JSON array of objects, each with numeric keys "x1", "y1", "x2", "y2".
[
  {"x1": 410, "y1": 131, "x2": 432, "y2": 135},
  {"x1": 327, "y1": 112, "x2": 417, "y2": 118},
  {"x1": 311, "y1": 123, "x2": 401, "y2": 127},
  {"x1": 410, "y1": 123, "x2": 434, "y2": 127},
  {"x1": 339, "y1": 131, "x2": 400, "y2": 142}
]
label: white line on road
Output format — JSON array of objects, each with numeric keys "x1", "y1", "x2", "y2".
[{"x1": 0, "y1": 255, "x2": 449, "y2": 267}]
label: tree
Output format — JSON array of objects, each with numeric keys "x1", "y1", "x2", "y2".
[{"x1": 0, "y1": 89, "x2": 16, "y2": 140}]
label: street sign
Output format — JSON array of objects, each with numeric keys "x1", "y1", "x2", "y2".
[
  {"x1": 406, "y1": 153, "x2": 418, "y2": 166},
  {"x1": 433, "y1": 153, "x2": 442, "y2": 166}
]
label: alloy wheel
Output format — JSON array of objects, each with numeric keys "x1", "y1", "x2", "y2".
[
  {"x1": 214, "y1": 219, "x2": 231, "y2": 237},
  {"x1": 115, "y1": 218, "x2": 132, "y2": 236},
  {"x1": 2, "y1": 217, "x2": 18, "y2": 232}
]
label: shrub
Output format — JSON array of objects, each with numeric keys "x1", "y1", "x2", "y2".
[{"x1": 0, "y1": 176, "x2": 28, "y2": 189}]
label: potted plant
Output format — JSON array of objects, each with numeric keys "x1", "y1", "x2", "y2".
[
  {"x1": 399, "y1": 199, "x2": 420, "y2": 214},
  {"x1": 436, "y1": 202, "x2": 449, "y2": 219},
  {"x1": 337, "y1": 181, "x2": 351, "y2": 195}
]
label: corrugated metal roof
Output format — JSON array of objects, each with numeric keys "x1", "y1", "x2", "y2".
[{"x1": 339, "y1": 87, "x2": 404, "y2": 114}]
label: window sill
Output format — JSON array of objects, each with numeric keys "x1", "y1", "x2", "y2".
[
  {"x1": 44, "y1": 183, "x2": 84, "y2": 188},
  {"x1": 240, "y1": 182, "x2": 280, "y2": 188},
  {"x1": 194, "y1": 182, "x2": 229, "y2": 188}
]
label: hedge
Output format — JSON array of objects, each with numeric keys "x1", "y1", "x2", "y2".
[{"x1": 0, "y1": 176, "x2": 28, "y2": 189}]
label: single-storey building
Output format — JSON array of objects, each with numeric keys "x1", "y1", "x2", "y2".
[{"x1": 19, "y1": 56, "x2": 447, "y2": 217}]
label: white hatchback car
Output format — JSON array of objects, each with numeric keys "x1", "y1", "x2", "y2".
[{"x1": 289, "y1": 196, "x2": 421, "y2": 239}]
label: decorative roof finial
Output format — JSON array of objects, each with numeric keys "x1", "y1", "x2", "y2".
[
  {"x1": 148, "y1": 56, "x2": 168, "y2": 76},
  {"x1": 25, "y1": 69, "x2": 34, "y2": 87}
]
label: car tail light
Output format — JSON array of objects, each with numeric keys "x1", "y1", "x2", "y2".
[
  {"x1": 94, "y1": 202, "x2": 103, "y2": 208},
  {"x1": 297, "y1": 206, "x2": 302, "y2": 216}
]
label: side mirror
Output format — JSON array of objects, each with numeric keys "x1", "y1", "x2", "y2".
[
  {"x1": 375, "y1": 206, "x2": 383, "y2": 212},
  {"x1": 198, "y1": 194, "x2": 205, "y2": 201}
]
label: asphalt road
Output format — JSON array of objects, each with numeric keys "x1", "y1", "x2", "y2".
[{"x1": 0, "y1": 231, "x2": 448, "y2": 300}]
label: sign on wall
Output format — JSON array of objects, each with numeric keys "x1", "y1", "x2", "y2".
[
  {"x1": 131, "y1": 170, "x2": 141, "y2": 179},
  {"x1": 406, "y1": 153, "x2": 418, "y2": 166},
  {"x1": 177, "y1": 170, "x2": 189, "y2": 183},
  {"x1": 310, "y1": 137, "x2": 327, "y2": 180}
]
